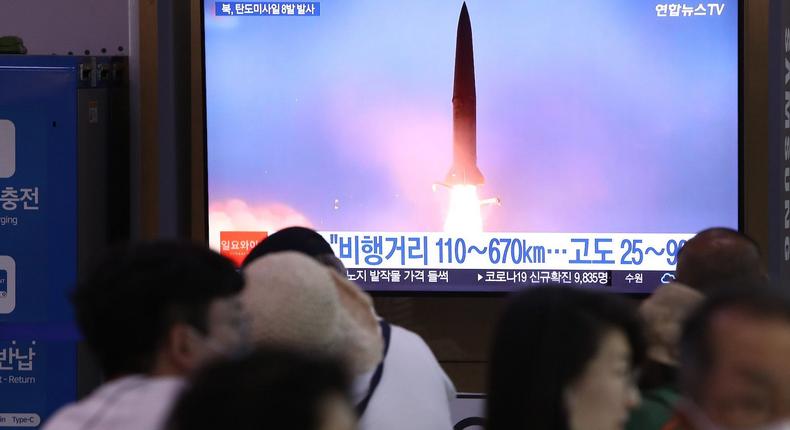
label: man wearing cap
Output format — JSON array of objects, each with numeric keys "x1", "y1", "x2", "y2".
[{"x1": 241, "y1": 228, "x2": 456, "y2": 430}]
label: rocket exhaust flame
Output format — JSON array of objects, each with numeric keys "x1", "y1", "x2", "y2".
[
  {"x1": 444, "y1": 185, "x2": 483, "y2": 233},
  {"x1": 438, "y1": 3, "x2": 499, "y2": 233}
]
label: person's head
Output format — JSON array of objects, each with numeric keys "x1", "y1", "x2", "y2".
[
  {"x1": 676, "y1": 228, "x2": 768, "y2": 293},
  {"x1": 679, "y1": 287, "x2": 790, "y2": 429},
  {"x1": 241, "y1": 226, "x2": 345, "y2": 273},
  {"x1": 72, "y1": 241, "x2": 247, "y2": 378},
  {"x1": 241, "y1": 252, "x2": 382, "y2": 374},
  {"x1": 240, "y1": 227, "x2": 381, "y2": 372},
  {"x1": 639, "y1": 282, "x2": 704, "y2": 367},
  {"x1": 166, "y1": 347, "x2": 355, "y2": 430},
  {"x1": 486, "y1": 287, "x2": 645, "y2": 430}
]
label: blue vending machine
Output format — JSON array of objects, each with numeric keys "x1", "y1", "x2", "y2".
[{"x1": 0, "y1": 56, "x2": 128, "y2": 428}]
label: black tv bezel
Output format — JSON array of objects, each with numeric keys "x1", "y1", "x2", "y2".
[{"x1": 198, "y1": 0, "x2": 745, "y2": 296}]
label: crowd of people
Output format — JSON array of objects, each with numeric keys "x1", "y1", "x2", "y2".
[{"x1": 40, "y1": 226, "x2": 788, "y2": 430}]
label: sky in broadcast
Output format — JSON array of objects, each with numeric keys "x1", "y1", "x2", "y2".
[{"x1": 203, "y1": 0, "x2": 738, "y2": 241}]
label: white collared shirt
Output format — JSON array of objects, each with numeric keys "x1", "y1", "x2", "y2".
[{"x1": 354, "y1": 324, "x2": 456, "y2": 430}]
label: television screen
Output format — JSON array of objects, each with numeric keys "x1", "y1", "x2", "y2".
[{"x1": 203, "y1": 0, "x2": 739, "y2": 292}]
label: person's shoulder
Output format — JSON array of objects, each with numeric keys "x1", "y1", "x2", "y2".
[
  {"x1": 139, "y1": 376, "x2": 184, "y2": 394},
  {"x1": 386, "y1": 323, "x2": 457, "y2": 396},
  {"x1": 387, "y1": 324, "x2": 444, "y2": 363},
  {"x1": 42, "y1": 377, "x2": 135, "y2": 430},
  {"x1": 42, "y1": 376, "x2": 184, "y2": 430},
  {"x1": 389, "y1": 324, "x2": 430, "y2": 349},
  {"x1": 41, "y1": 402, "x2": 86, "y2": 430},
  {"x1": 625, "y1": 388, "x2": 680, "y2": 430}
]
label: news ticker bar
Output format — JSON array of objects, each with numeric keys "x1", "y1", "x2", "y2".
[{"x1": 351, "y1": 269, "x2": 674, "y2": 293}]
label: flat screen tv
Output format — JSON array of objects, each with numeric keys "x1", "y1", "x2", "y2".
[{"x1": 202, "y1": 0, "x2": 740, "y2": 292}]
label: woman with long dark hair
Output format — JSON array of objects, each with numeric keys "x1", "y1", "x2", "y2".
[{"x1": 487, "y1": 287, "x2": 645, "y2": 430}]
